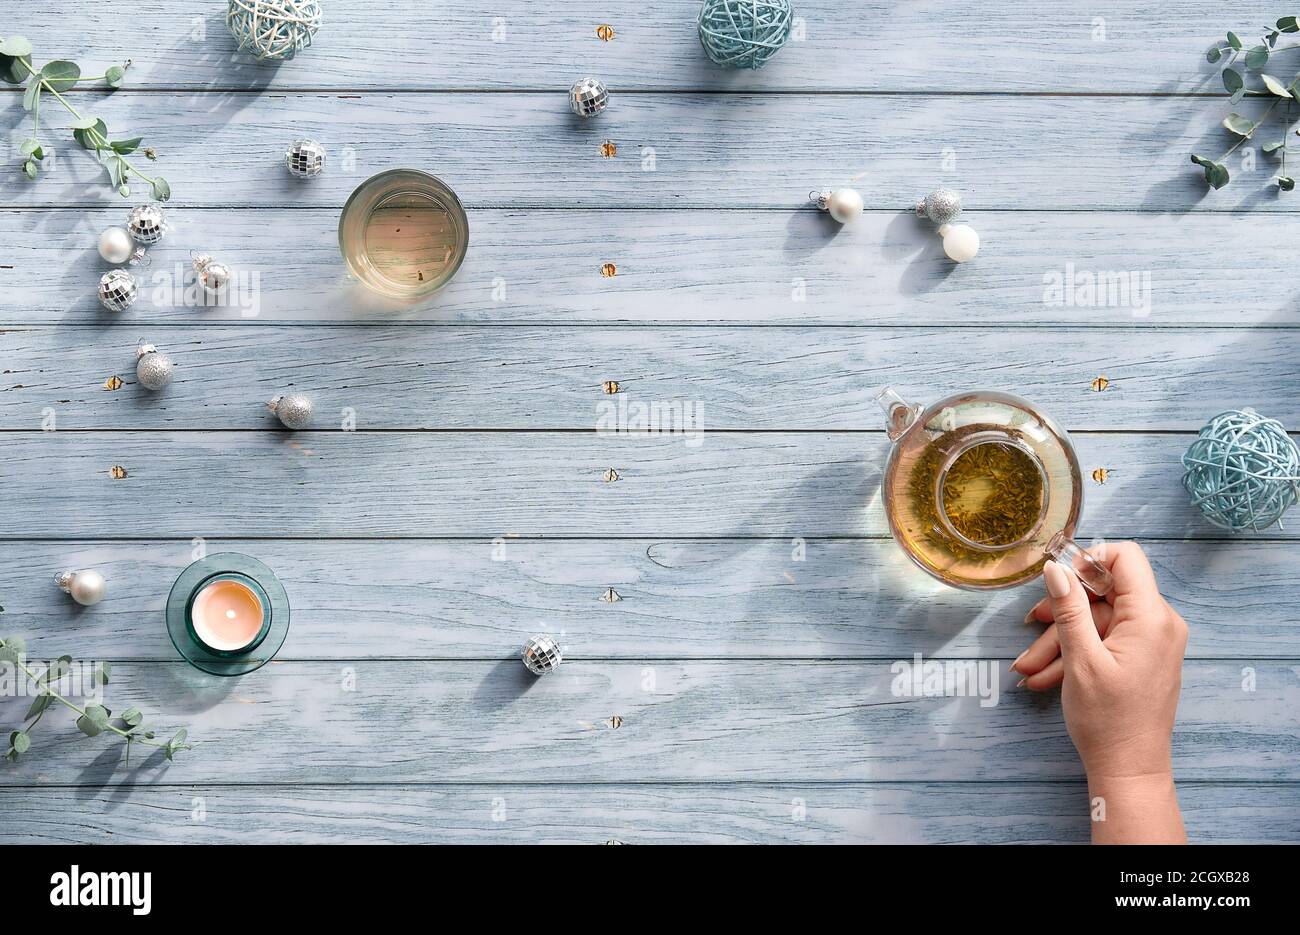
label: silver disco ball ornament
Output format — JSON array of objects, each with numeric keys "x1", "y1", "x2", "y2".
[
  {"x1": 135, "y1": 342, "x2": 175, "y2": 391},
  {"x1": 522, "y1": 634, "x2": 562, "y2": 675},
  {"x1": 98, "y1": 269, "x2": 139, "y2": 312},
  {"x1": 568, "y1": 77, "x2": 608, "y2": 117},
  {"x1": 127, "y1": 203, "x2": 168, "y2": 245},
  {"x1": 268, "y1": 393, "x2": 314, "y2": 430},
  {"x1": 915, "y1": 188, "x2": 963, "y2": 225},
  {"x1": 191, "y1": 253, "x2": 232, "y2": 296},
  {"x1": 285, "y1": 138, "x2": 326, "y2": 179}
]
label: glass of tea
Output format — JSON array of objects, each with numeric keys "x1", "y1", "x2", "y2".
[
  {"x1": 875, "y1": 387, "x2": 1113, "y2": 594},
  {"x1": 338, "y1": 169, "x2": 469, "y2": 299}
]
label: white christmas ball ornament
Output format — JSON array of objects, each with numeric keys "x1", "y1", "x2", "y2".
[
  {"x1": 827, "y1": 188, "x2": 864, "y2": 224},
  {"x1": 55, "y1": 569, "x2": 107, "y2": 606},
  {"x1": 269, "y1": 393, "x2": 314, "y2": 429},
  {"x1": 135, "y1": 343, "x2": 175, "y2": 391},
  {"x1": 939, "y1": 223, "x2": 980, "y2": 262},
  {"x1": 97, "y1": 226, "x2": 135, "y2": 264}
]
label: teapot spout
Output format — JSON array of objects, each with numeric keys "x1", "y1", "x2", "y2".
[{"x1": 875, "y1": 386, "x2": 922, "y2": 440}]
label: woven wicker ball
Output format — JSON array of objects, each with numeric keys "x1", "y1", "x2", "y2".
[
  {"x1": 697, "y1": 0, "x2": 793, "y2": 69},
  {"x1": 1182, "y1": 409, "x2": 1300, "y2": 532},
  {"x1": 227, "y1": 0, "x2": 322, "y2": 61}
]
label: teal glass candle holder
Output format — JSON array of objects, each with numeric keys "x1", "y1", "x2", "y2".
[{"x1": 166, "y1": 553, "x2": 290, "y2": 676}]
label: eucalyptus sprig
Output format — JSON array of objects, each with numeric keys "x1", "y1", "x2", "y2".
[
  {"x1": 0, "y1": 35, "x2": 170, "y2": 201},
  {"x1": 1, "y1": 636, "x2": 192, "y2": 766},
  {"x1": 1196, "y1": 16, "x2": 1300, "y2": 190}
]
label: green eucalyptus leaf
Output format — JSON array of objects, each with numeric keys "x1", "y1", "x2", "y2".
[
  {"x1": 73, "y1": 118, "x2": 108, "y2": 150},
  {"x1": 1268, "y1": 31, "x2": 1280, "y2": 47},
  {"x1": 38, "y1": 59, "x2": 80, "y2": 92},
  {"x1": 1279, "y1": 16, "x2": 1299, "y2": 33},
  {"x1": 105, "y1": 65, "x2": 125, "y2": 88},
  {"x1": 117, "y1": 183, "x2": 130, "y2": 197},
  {"x1": 105, "y1": 156, "x2": 124, "y2": 188},
  {"x1": 1246, "y1": 45, "x2": 1269, "y2": 69},
  {"x1": 1191, "y1": 154, "x2": 1230, "y2": 189},
  {"x1": 76, "y1": 713, "x2": 103, "y2": 737},
  {"x1": 1223, "y1": 67, "x2": 1244, "y2": 94},
  {"x1": 24, "y1": 692, "x2": 52, "y2": 719},
  {"x1": 21, "y1": 79, "x2": 40, "y2": 112},
  {"x1": 1261, "y1": 73, "x2": 1293, "y2": 97},
  {"x1": 1280, "y1": 176, "x2": 1296, "y2": 191},
  {"x1": 1227, "y1": 31, "x2": 1242, "y2": 49},
  {"x1": 95, "y1": 661, "x2": 111, "y2": 686},
  {"x1": 1263, "y1": 139, "x2": 1286, "y2": 154},
  {"x1": 0, "y1": 36, "x2": 33, "y2": 57},
  {"x1": 1, "y1": 635, "x2": 27, "y2": 658},
  {"x1": 1207, "y1": 47, "x2": 1223, "y2": 63},
  {"x1": 110, "y1": 136, "x2": 141, "y2": 155},
  {"x1": 121, "y1": 707, "x2": 143, "y2": 727},
  {"x1": 0, "y1": 54, "x2": 33, "y2": 85},
  {"x1": 12, "y1": 732, "x2": 30, "y2": 754},
  {"x1": 1222, "y1": 112, "x2": 1255, "y2": 136},
  {"x1": 69, "y1": 115, "x2": 99, "y2": 130},
  {"x1": 150, "y1": 177, "x2": 171, "y2": 202}
]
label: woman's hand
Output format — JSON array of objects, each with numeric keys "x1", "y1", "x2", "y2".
[{"x1": 1011, "y1": 541, "x2": 1188, "y2": 843}]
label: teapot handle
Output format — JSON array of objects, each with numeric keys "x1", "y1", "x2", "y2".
[
  {"x1": 874, "y1": 386, "x2": 923, "y2": 441},
  {"x1": 1046, "y1": 532, "x2": 1114, "y2": 596}
]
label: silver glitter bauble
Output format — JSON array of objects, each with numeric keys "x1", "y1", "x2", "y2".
[
  {"x1": 569, "y1": 77, "x2": 608, "y2": 117},
  {"x1": 135, "y1": 343, "x2": 175, "y2": 391},
  {"x1": 127, "y1": 203, "x2": 168, "y2": 245},
  {"x1": 522, "y1": 634, "x2": 562, "y2": 675},
  {"x1": 285, "y1": 138, "x2": 326, "y2": 178},
  {"x1": 192, "y1": 253, "x2": 232, "y2": 296},
  {"x1": 98, "y1": 269, "x2": 139, "y2": 312},
  {"x1": 916, "y1": 188, "x2": 963, "y2": 225},
  {"x1": 269, "y1": 393, "x2": 314, "y2": 429},
  {"x1": 55, "y1": 569, "x2": 106, "y2": 606}
]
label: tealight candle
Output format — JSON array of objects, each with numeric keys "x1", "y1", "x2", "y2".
[
  {"x1": 166, "y1": 553, "x2": 290, "y2": 676},
  {"x1": 191, "y1": 576, "x2": 265, "y2": 652}
]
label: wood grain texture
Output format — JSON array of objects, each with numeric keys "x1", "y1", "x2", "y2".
[
  {"x1": 2, "y1": 782, "x2": 1295, "y2": 845},
  {"x1": 0, "y1": 431, "x2": 1262, "y2": 538},
  {"x1": 3, "y1": 325, "x2": 1296, "y2": 430},
  {"x1": 0, "y1": 660, "x2": 1293, "y2": 785},
  {"x1": 4, "y1": 539, "x2": 1297, "y2": 660},
  {"x1": 1, "y1": 1, "x2": 1274, "y2": 93},
  {"x1": 9, "y1": 209, "x2": 1299, "y2": 327},
  {"x1": 1, "y1": 93, "x2": 1287, "y2": 210}
]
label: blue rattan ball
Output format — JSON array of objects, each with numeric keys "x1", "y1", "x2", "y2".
[
  {"x1": 1182, "y1": 408, "x2": 1300, "y2": 532},
  {"x1": 697, "y1": 0, "x2": 793, "y2": 70},
  {"x1": 227, "y1": 0, "x2": 321, "y2": 61}
]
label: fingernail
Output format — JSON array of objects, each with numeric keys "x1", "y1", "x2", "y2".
[
  {"x1": 1009, "y1": 650, "x2": 1027, "y2": 673},
  {"x1": 1022, "y1": 609, "x2": 1037, "y2": 626},
  {"x1": 1043, "y1": 560, "x2": 1072, "y2": 598},
  {"x1": 1015, "y1": 677, "x2": 1026, "y2": 689}
]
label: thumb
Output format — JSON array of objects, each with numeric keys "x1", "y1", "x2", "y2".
[{"x1": 1043, "y1": 559, "x2": 1105, "y2": 664}]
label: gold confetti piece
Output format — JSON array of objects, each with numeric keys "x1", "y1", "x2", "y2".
[
  {"x1": 603, "y1": 468, "x2": 620, "y2": 483},
  {"x1": 600, "y1": 262, "x2": 617, "y2": 278},
  {"x1": 103, "y1": 375, "x2": 124, "y2": 391},
  {"x1": 596, "y1": 24, "x2": 615, "y2": 41},
  {"x1": 109, "y1": 465, "x2": 128, "y2": 479},
  {"x1": 600, "y1": 140, "x2": 617, "y2": 158},
  {"x1": 1091, "y1": 468, "x2": 1111, "y2": 485},
  {"x1": 603, "y1": 380, "x2": 620, "y2": 395},
  {"x1": 600, "y1": 587, "x2": 622, "y2": 603},
  {"x1": 1091, "y1": 375, "x2": 1110, "y2": 392},
  {"x1": 604, "y1": 714, "x2": 624, "y2": 729}
]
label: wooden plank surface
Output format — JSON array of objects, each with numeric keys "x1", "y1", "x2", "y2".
[
  {"x1": 8, "y1": 209, "x2": 1298, "y2": 327},
  {"x1": 3, "y1": 782, "x2": 1296, "y2": 845},
  {"x1": 0, "y1": 660, "x2": 1294, "y2": 785},
  {"x1": 0, "y1": 93, "x2": 1286, "y2": 210},
  {"x1": 4, "y1": 539, "x2": 1297, "y2": 660},
  {"x1": 0, "y1": 431, "x2": 1263, "y2": 538},
  {"x1": 3, "y1": 325, "x2": 1295, "y2": 430},
  {"x1": 2, "y1": 1, "x2": 1274, "y2": 93}
]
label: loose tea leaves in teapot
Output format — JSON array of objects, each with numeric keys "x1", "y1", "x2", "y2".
[{"x1": 940, "y1": 441, "x2": 1046, "y2": 548}]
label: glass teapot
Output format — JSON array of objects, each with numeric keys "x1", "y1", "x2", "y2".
[{"x1": 875, "y1": 387, "x2": 1113, "y2": 594}]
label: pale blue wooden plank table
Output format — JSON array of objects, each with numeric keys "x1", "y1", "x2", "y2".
[{"x1": 1, "y1": 2, "x2": 1298, "y2": 844}]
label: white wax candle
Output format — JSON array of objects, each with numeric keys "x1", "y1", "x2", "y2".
[{"x1": 191, "y1": 578, "x2": 264, "y2": 652}]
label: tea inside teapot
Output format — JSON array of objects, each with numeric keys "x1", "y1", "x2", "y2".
[{"x1": 876, "y1": 388, "x2": 1111, "y2": 593}]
